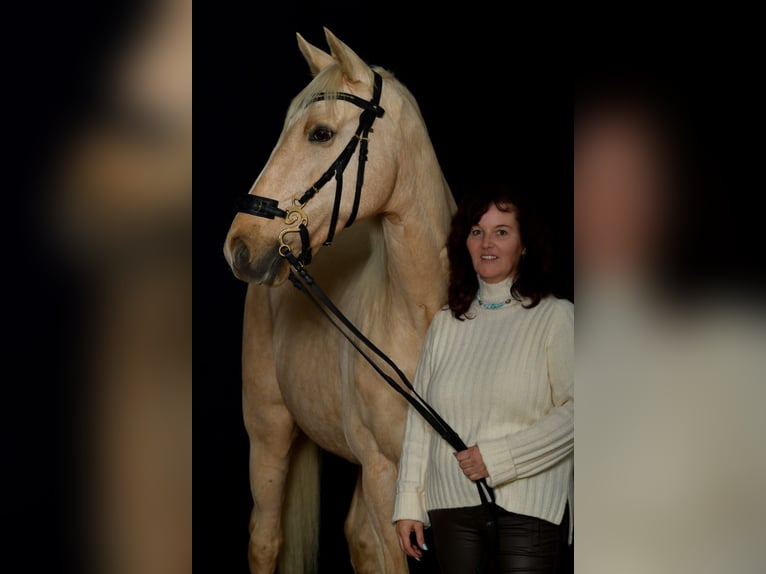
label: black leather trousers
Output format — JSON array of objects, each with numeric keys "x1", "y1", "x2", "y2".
[{"x1": 428, "y1": 504, "x2": 568, "y2": 574}]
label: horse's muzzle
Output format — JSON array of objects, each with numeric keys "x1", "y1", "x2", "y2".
[{"x1": 227, "y1": 238, "x2": 287, "y2": 285}]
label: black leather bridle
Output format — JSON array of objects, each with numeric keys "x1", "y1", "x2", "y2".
[
  {"x1": 234, "y1": 70, "x2": 497, "y2": 535},
  {"x1": 237, "y1": 70, "x2": 386, "y2": 267}
]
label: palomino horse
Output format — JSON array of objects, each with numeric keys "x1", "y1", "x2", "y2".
[{"x1": 224, "y1": 28, "x2": 455, "y2": 573}]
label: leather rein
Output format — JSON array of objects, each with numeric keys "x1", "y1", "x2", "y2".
[{"x1": 235, "y1": 71, "x2": 497, "y2": 515}]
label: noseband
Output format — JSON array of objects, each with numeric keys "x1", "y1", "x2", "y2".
[{"x1": 236, "y1": 70, "x2": 385, "y2": 267}]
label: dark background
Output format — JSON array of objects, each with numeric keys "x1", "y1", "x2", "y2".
[{"x1": 197, "y1": 4, "x2": 572, "y2": 574}]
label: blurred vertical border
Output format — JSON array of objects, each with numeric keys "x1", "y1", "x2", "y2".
[
  {"x1": 5, "y1": 1, "x2": 191, "y2": 573},
  {"x1": 574, "y1": 32, "x2": 766, "y2": 574}
]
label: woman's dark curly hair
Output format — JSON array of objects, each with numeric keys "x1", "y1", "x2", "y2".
[{"x1": 447, "y1": 182, "x2": 553, "y2": 319}]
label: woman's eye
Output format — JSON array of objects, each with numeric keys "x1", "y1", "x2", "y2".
[
  {"x1": 497, "y1": 229, "x2": 508, "y2": 236},
  {"x1": 309, "y1": 126, "x2": 334, "y2": 143},
  {"x1": 470, "y1": 228, "x2": 482, "y2": 236}
]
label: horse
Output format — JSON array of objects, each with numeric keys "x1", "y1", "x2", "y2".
[{"x1": 223, "y1": 28, "x2": 456, "y2": 573}]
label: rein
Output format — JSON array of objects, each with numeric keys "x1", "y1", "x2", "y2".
[{"x1": 235, "y1": 70, "x2": 497, "y2": 520}]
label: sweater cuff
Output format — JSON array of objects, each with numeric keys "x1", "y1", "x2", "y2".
[
  {"x1": 478, "y1": 436, "x2": 518, "y2": 488},
  {"x1": 391, "y1": 491, "x2": 430, "y2": 527}
]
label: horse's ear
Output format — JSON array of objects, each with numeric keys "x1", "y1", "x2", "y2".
[
  {"x1": 296, "y1": 32, "x2": 334, "y2": 76},
  {"x1": 323, "y1": 27, "x2": 370, "y2": 84}
]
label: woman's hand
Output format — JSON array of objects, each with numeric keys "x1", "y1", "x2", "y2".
[
  {"x1": 454, "y1": 445, "x2": 489, "y2": 481},
  {"x1": 395, "y1": 519, "x2": 426, "y2": 561}
]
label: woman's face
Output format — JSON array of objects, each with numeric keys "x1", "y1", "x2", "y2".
[{"x1": 466, "y1": 203, "x2": 525, "y2": 284}]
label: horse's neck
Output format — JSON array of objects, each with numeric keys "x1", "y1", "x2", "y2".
[
  {"x1": 382, "y1": 189, "x2": 451, "y2": 310},
  {"x1": 380, "y1": 118, "x2": 454, "y2": 323},
  {"x1": 303, "y1": 83, "x2": 454, "y2": 331}
]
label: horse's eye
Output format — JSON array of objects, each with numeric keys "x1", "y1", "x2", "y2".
[{"x1": 309, "y1": 126, "x2": 335, "y2": 143}]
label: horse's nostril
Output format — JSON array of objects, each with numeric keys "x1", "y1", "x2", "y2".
[{"x1": 233, "y1": 239, "x2": 250, "y2": 272}]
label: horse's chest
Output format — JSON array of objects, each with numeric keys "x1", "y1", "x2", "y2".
[{"x1": 271, "y1": 298, "x2": 409, "y2": 461}]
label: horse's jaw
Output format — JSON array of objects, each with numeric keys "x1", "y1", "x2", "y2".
[{"x1": 235, "y1": 262, "x2": 290, "y2": 287}]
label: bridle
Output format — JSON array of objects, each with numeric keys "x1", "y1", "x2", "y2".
[
  {"x1": 234, "y1": 70, "x2": 497, "y2": 534},
  {"x1": 237, "y1": 70, "x2": 386, "y2": 268}
]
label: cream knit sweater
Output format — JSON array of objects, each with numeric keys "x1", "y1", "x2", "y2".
[{"x1": 392, "y1": 276, "x2": 574, "y2": 540}]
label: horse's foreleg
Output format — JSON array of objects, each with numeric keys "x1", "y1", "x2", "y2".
[
  {"x1": 242, "y1": 285, "x2": 297, "y2": 574},
  {"x1": 345, "y1": 470, "x2": 376, "y2": 572},
  {"x1": 345, "y1": 452, "x2": 409, "y2": 573},
  {"x1": 244, "y1": 401, "x2": 297, "y2": 574}
]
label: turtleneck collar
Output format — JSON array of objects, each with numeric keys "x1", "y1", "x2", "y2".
[{"x1": 477, "y1": 275, "x2": 517, "y2": 306}]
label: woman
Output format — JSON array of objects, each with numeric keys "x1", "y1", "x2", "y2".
[{"x1": 392, "y1": 183, "x2": 573, "y2": 573}]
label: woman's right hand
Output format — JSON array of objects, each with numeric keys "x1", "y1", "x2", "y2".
[{"x1": 395, "y1": 519, "x2": 426, "y2": 561}]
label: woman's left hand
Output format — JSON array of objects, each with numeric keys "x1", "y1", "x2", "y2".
[{"x1": 454, "y1": 445, "x2": 489, "y2": 481}]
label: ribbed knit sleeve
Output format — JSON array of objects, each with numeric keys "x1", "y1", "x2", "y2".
[
  {"x1": 477, "y1": 302, "x2": 574, "y2": 487},
  {"x1": 392, "y1": 321, "x2": 436, "y2": 526}
]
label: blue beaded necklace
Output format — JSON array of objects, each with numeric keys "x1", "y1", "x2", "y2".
[{"x1": 477, "y1": 292, "x2": 514, "y2": 310}]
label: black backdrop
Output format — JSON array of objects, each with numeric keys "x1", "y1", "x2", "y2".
[{"x1": 196, "y1": 4, "x2": 572, "y2": 573}]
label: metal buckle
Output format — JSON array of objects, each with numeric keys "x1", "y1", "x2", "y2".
[{"x1": 278, "y1": 199, "x2": 308, "y2": 257}]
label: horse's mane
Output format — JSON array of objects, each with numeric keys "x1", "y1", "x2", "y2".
[{"x1": 284, "y1": 64, "x2": 399, "y2": 128}]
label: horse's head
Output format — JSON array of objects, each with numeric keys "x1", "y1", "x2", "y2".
[{"x1": 224, "y1": 28, "x2": 399, "y2": 285}]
